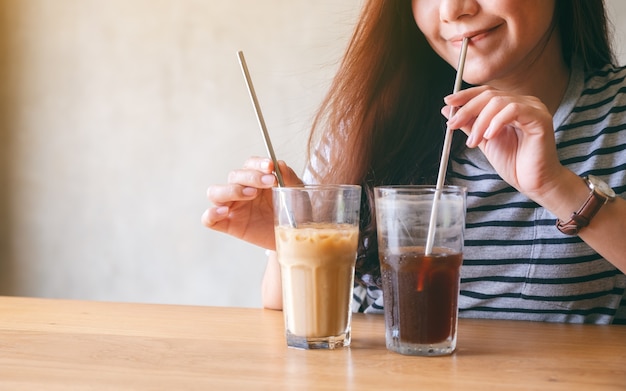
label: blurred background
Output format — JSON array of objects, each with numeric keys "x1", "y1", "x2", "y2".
[{"x1": 1, "y1": 0, "x2": 625, "y2": 308}]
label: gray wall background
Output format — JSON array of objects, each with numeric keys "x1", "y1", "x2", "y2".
[{"x1": 1, "y1": 0, "x2": 625, "y2": 308}]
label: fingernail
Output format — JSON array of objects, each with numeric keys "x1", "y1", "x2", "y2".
[
  {"x1": 215, "y1": 206, "x2": 229, "y2": 215},
  {"x1": 242, "y1": 187, "x2": 257, "y2": 196},
  {"x1": 261, "y1": 175, "x2": 276, "y2": 185},
  {"x1": 484, "y1": 124, "x2": 494, "y2": 139},
  {"x1": 261, "y1": 159, "x2": 271, "y2": 170},
  {"x1": 466, "y1": 132, "x2": 475, "y2": 146}
]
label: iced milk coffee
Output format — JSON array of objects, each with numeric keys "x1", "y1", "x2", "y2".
[
  {"x1": 276, "y1": 224, "x2": 358, "y2": 347},
  {"x1": 273, "y1": 185, "x2": 361, "y2": 350}
]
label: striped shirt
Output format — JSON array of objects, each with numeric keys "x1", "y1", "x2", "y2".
[{"x1": 353, "y1": 63, "x2": 626, "y2": 324}]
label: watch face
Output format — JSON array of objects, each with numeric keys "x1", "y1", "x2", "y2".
[{"x1": 588, "y1": 175, "x2": 616, "y2": 198}]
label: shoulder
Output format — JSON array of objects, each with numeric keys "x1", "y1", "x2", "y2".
[
  {"x1": 556, "y1": 63, "x2": 626, "y2": 160},
  {"x1": 564, "y1": 64, "x2": 626, "y2": 121},
  {"x1": 581, "y1": 64, "x2": 626, "y2": 98}
]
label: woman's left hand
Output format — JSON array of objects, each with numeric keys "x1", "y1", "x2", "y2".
[{"x1": 443, "y1": 85, "x2": 566, "y2": 199}]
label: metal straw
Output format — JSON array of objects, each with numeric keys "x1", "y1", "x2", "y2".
[
  {"x1": 237, "y1": 50, "x2": 296, "y2": 227},
  {"x1": 237, "y1": 51, "x2": 287, "y2": 187},
  {"x1": 425, "y1": 37, "x2": 469, "y2": 255}
]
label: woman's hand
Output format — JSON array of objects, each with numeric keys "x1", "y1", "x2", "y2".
[
  {"x1": 201, "y1": 156, "x2": 302, "y2": 250},
  {"x1": 443, "y1": 85, "x2": 626, "y2": 273},
  {"x1": 443, "y1": 85, "x2": 567, "y2": 199}
]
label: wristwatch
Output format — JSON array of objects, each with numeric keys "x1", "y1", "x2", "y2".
[{"x1": 556, "y1": 175, "x2": 616, "y2": 235}]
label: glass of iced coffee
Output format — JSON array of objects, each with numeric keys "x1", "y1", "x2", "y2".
[
  {"x1": 374, "y1": 185, "x2": 466, "y2": 356},
  {"x1": 273, "y1": 185, "x2": 361, "y2": 349}
]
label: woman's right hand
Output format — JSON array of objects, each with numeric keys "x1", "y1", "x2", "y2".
[{"x1": 201, "y1": 156, "x2": 302, "y2": 250}]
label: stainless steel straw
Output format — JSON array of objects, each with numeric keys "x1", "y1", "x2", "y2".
[
  {"x1": 237, "y1": 50, "x2": 296, "y2": 227},
  {"x1": 237, "y1": 51, "x2": 287, "y2": 187},
  {"x1": 425, "y1": 37, "x2": 469, "y2": 255}
]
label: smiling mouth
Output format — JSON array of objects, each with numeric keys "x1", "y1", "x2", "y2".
[{"x1": 452, "y1": 25, "x2": 501, "y2": 43}]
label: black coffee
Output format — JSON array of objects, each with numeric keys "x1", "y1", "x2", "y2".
[{"x1": 381, "y1": 247, "x2": 462, "y2": 344}]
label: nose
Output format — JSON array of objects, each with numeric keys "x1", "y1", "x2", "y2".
[{"x1": 439, "y1": 0, "x2": 479, "y2": 22}]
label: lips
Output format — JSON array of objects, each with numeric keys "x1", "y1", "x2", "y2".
[{"x1": 450, "y1": 24, "x2": 501, "y2": 43}]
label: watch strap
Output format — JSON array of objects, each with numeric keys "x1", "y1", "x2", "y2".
[{"x1": 556, "y1": 177, "x2": 610, "y2": 235}]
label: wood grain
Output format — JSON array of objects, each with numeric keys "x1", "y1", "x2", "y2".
[{"x1": 0, "y1": 296, "x2": 624, "y2": 390}]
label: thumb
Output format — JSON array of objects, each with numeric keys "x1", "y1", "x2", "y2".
[{"x1": 276, "y1": 160, "x2": 303, "y2": 186}]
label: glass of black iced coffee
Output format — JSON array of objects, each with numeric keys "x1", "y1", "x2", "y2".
[{"x1": 374, "y1": 186, "x2": 466, "y2": 356}]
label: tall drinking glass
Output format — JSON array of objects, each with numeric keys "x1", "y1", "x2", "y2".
[
  {"x1": 375, "y1": 185, "x2": 466, "y2": 356},
  {"x1": 273, "y1": 185, "x2": 361, "y2": 349}
]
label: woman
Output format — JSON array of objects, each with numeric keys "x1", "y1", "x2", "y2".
[{"x1": 203, "y1": 0, "x2": 626, "y2": 324}]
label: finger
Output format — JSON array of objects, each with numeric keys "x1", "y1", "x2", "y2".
[
  {"x1": 466, "y1": 95, "x2": 511, "y2": 147},
  {"x1": 446, "y1": 86, "x2": 506, "y2": 131},
  {"x1": 227, "y1": 167, "x2": 276, "y2": 189},
  {"x1": 482, "y1": 103, "x2": 524, "y2": 140},
  {"x1": 206, "y1": 183, "x2": 260, "y2": 204},
  {"x1": 444, "y1": 85, "x2": 490, "y2": 106},
  {"x1": 201, "y1": 206, "x2": 230, "y2": 229},
  {"x1": 441, "y1": 105, "x2": 475, "y2": 141},
  {"x1": 242, "y1": 156, "x2": 274, "y2": 174},
  {"x1": 441, "y1": 104, "x2": 456, "y2": 120},
  {"x1": 447, "y1": 102, "x2": 479, "y2": 134},
  {"x1": 445, "y1": 91, "x2": 492, "y2": 131}
]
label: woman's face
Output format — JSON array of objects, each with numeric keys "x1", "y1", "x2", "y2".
[{"x1": 412, "y1": 0, "x2": 558, "y2": 86}]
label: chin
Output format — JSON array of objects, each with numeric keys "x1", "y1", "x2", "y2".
[
  {"x1": 462, "y1": 76, "x2": 488, "y2": 86},
  {"x1": 461, "y1": 68, "x2": 494, "y2": 87}
]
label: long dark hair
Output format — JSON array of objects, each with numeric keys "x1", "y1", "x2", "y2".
[
  {"x1": 306, "y1": 0, "x2": 615, "y2": 286},
  {"x1": 557, "y1": 0, "x2": 614, "y2": 69}
]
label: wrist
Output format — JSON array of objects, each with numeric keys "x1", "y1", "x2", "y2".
[
  {"x1": 556, "y1": 175, "x2": 616, "y2": 235},
  {"x1": 526, "y1": 169, "x2": 591, "y2": 222}
]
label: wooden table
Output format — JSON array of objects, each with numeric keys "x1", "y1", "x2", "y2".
[{"x1": 0, "y1": 296, "x2": 624, "y2": 390}]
